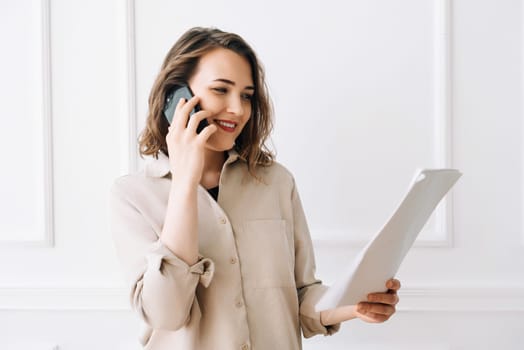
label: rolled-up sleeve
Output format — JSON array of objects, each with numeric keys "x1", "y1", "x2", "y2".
[
  {"x1": 109, "y1": 178, "x2": 215, "y2": 331},
  {"x1": 291, "y1": 178, "x2": 341, "y2": 338}
]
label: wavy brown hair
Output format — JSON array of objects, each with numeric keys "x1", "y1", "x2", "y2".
[{"x1": 139, "y1": 27, "x2": 274, "y2": 175}]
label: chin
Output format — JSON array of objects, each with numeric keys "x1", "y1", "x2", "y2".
[{"x1": 206, "y1": 138, "x2": 236, "y2": 152}]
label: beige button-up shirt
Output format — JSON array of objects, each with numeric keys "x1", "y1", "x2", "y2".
[{"x1": 110, "y1": 151, "x2": 339, "y2": 349}]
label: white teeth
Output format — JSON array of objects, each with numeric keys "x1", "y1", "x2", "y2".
[{"x1": 216, "y1": 120, "x2": 236, "y2": 128}]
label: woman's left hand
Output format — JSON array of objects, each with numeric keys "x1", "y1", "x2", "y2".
[{"x1": 355, "y1": 278, "x2": 401, "y2": 323}]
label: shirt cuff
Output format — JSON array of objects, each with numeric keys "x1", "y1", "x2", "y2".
[
  {"x1": 147, "y1": 240, "x2": 215, "y2": 288},
  {"x1": 299, "y1": 283, "x2": 341, "y2": 338}
]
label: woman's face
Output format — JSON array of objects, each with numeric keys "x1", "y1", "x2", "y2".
[{"x1": 188, "y1": 48, "x2": 254, "y2": 152}]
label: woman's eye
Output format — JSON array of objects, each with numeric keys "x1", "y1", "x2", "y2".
[
  {"x1": 242, "y1": 93, "x2": 254, "y2": 101},
  {"x1": 212, "y1": 87, "x2": 227, "y2": 94}
]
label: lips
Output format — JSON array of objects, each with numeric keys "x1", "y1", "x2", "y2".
[{"x1": 214, "y1": 119, "x2": 237, "y2": 132}]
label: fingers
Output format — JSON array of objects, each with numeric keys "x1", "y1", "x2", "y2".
[
  {"x1": 186, "y1": 110, "x2": 211, "y2": 134},
  {"x1": 354, "y1": 279, "x2": 401, "y2": 323},
  {"x1": 172, "y1": 96, "x2": 201, "y2": 129},
  {"x1": 364, "y1": 279, "x2": 401, "y2": 305},
  {"x1": 367, "y1": 291, "x2": 399, "y2": 305},
  {"x1": 197, "y1": 123, "x2": 218, "y2": 142},
  {"x1": 357, "y1": 302, "x2": 396, "y2": 322},
  {"x1": 386, "y1": 278, "x2": 401, "y2": 291},
  {"x1": 168, "y1": 95, "x2": 217, "y2": 142}
]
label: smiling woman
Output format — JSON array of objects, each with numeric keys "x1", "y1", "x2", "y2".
[
  {"x1": 109, "y1": 27, "x2": 400, "y2": 350},
  {"x1": 138, "y1": 27, "x2": 274, "y2": 177},
  {"x1": 186, "y1": 48, "x2": 254, "y2": 152}
]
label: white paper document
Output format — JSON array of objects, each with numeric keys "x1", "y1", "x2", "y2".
[{"x1": 315, "y1": 168, "x2": 462, "y2": 311}]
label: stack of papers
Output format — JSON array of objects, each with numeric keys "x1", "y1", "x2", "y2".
[{"x1": 315, "y1": 168, "x2": 462, "y2": 311}]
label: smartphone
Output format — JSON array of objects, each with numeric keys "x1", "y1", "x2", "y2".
[{"x1": 163, "y1": 84, "x2": 208, "y2": 133}]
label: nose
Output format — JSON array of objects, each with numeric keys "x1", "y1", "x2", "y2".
[{"x1": 226, "y1": 95, "x2": 245, "y2": 117}]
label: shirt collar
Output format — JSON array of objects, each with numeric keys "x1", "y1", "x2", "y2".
[
  {"x1": 144, "y1": 149, "x2": 242, "y2": 178},
  {"x1": 144, "y1": 152, "x2": 170, "y2": 178}
]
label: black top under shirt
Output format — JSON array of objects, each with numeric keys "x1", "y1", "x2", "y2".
[
  {"x1": 207, "y1": 186, "x2": 219, "y2": 201},
  {"x1": 206, "y1": 152, "x2": 226, "y2": 201}
]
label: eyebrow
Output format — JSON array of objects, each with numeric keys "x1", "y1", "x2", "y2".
[{"x1": 213, "y1": 78, "x2": 255, "y2": 91}]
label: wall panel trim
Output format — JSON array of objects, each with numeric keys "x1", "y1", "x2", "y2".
[
  {"x1": 432, "y1": 0, "x2": 454, "y2": 248},
  {"x1": 0, "y1": 0, "x2": 55, "y2": 248},
  {"x1": 118, "y1": 0, "x2": 137, "y2": 175},
  {"x1": 41, "y1": 0, "x2": 54, "y2": 247},
  {"x1": 313, "y1": 0, "x2": 454, "y2": 248},
  {"x1": 1, "y1": 285, "x2": 522, "y2": 312},
  {"x1": 400, "y1": 285, "x2": 524, "y2": 312},
  {"x1": 522, "y1": 0, "x2": 524, "y2": 247}
]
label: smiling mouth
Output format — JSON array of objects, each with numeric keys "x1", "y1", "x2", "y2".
[{"x1": 214, "y1": 120, "x2": 237, "y2": 132}]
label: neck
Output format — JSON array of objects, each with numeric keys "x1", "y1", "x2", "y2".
[{"x1": 201, "y1": 149, "x2": 227, "y2": 189}]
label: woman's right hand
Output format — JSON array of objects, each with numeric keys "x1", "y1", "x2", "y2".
[{"x1": 165, "y1": 96, "x2": 217, "y2": 187}]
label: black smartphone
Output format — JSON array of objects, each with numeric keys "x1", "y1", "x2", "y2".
[{"x1": 163, "y1": 84, "x2": 208, "y2": 133}]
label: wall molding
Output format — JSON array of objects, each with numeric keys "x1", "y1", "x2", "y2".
[
  {"x1": 0, "y1": 287, "x2": 129, "y2": 311},
  {"x1": 118, "y1": 0, "x2": 137, "y2": 175},
  {"x1": 0, "y1": 0, "x2": 55, "y2": 248},
  {"x1": 400, "y1": 285, "x2": 524, "y2": 312},
  {"x1": 41, "y1": 0, "x2": 54, "y2": 248},
  {"x1": 0, "y1": 285, "x2": 522, "y2": 312},
  {"x1": 313, "y1": 0, "x2": 454, "y2": 248},
  {"x1": 431, "y1": 0, "x2": 454, "y2": 248},
  {"x1": 4, "y1": 344, "x2": 59, "y2": 350},
  {"x1": 522, "y1": 0, "x2": 524, "y2": 247}
]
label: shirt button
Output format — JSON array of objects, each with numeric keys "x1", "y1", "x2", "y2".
[
  {"x1": 236, "y1": 300, "x2": 243, "y2": 308},
  {"x1": 241, "y1": 344, "x2": 249, "y2": 350},
  {"x1": 219, "y1": 217, "x2": 227, "y2": 224},
  {"x1": 229, "y1": 257, "x2": 237, "y2": 264}
]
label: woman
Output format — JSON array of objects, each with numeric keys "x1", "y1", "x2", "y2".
[{"x1": 110, "y1": 27, "x2": 400, "y2": 349}]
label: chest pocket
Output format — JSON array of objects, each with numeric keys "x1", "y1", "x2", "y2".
[{"x1": 237, "y1": 219, "x2": 295, "y2": 288}]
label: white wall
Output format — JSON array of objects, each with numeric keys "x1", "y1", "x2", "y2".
[{"x1": 0, "y1": 0, "x2": 523, "y2": 349}]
